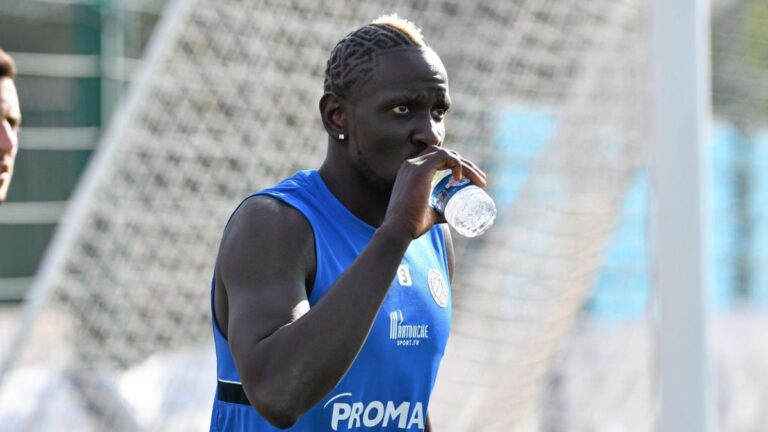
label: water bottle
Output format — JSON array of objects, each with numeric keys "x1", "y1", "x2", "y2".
[{"x1": 430, "y1": 170, "x2": 496, "y2": 237}]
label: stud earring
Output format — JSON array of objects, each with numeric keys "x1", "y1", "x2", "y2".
[{"x1": 338, "y1": 133, "x2": 345, "y2": 140}]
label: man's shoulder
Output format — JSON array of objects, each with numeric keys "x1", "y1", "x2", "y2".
[
  {"x1": 259, "y1": 170, "x2": 315, "y2": 195},
  {"x1": 230, "y1": 194, "x2": 311, "y2": 235},
  {"x1": 217, "y1": 193, "x2": 315, "y2": 284},
  {"x1": 231, "y1": 170, "x2": 316, "y2": 227}
]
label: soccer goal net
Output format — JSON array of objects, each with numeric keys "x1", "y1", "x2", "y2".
[{"x1": 0, "y1": 0, "x2": 655, "y2": 430}]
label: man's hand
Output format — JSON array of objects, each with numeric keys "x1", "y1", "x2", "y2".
[{"x1": 383, "y1": 147, "x2": 487, "y2": 239}]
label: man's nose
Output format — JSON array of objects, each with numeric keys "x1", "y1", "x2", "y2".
[{"x1": 411, "y1": 113, "x2": 441, "y2": 148}]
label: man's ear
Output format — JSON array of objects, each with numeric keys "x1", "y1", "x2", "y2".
[{"x1": 319, "y1": 92, "x2": 346, "y2": 140}]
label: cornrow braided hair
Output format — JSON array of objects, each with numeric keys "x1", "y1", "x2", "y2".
[{"x1": 324, "y1": 16, "x2": 426, "y2": 99}]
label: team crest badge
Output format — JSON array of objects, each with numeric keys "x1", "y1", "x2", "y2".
[{"x1": 427, "y1": 269, "x2": 448, "y2": 308}]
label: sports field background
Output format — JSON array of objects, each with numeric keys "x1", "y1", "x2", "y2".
[{"x1": 0, "y1": 0, "x2": 766, "y2": 431}]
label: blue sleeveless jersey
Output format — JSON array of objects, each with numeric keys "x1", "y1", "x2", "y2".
[{"x1": 210, "y1": 170, "x2": 452, "y2": 431}]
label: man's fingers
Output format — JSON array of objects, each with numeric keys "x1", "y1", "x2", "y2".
[
  {"x1": 431, "y1": 150, "x2": 463, "y2": 179},
  {"x1": 461, "y1": 163, "x2": 487, "y2": 188},
  {"x1": 439, "y1": 149, "x2": 487, "y2": 188},
  {"x1": 406, "y1": 147, "x2": 487, "y2": 188},
  {"x1": 462, "y1": 159, "x2": 487, "y2": 182}
]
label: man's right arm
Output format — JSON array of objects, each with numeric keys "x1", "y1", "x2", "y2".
[{"x1": 217, "y1": 195, "x2": 412, "y2": 428}]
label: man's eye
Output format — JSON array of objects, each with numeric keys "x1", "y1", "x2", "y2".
[
  {"x1": 432, "y1": 108, "x2": 448, "y2": 119},
  {"x1": 391, "y1": 105, "x2": 410, "y2": 115}
]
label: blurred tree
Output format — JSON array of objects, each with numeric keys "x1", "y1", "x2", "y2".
[
  {"x1": 711, "y1": 0, "x2": 768, "y2": 303},
  {"x1": 745, "y1": 0, "x2": 768, "y2": 76}
]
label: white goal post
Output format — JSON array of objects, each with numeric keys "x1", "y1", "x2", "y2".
[{"x1": 650, "y1": 0, "x2": 713, "y2": 430}]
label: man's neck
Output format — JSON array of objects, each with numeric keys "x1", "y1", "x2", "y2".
[{"x1": 318, "y1": 158, "x2": 390, "y2": 228}]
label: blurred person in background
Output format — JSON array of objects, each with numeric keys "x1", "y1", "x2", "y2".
[
  {"x1": 0, "y1": 48, "x2": 20, "y2": 204},
  {"x1": 210, "y1": 15, "x2": 487, "y2": 432}
]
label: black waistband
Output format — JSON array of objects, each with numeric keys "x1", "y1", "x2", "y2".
[{"x1": 217, "y1": 380, "x2": 252, "y2": 406}]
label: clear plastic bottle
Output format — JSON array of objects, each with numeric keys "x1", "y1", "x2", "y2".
[{"x1": 430, "y1": 170, "x2": 496, "y2": 237}]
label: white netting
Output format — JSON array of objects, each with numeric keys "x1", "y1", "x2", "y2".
[{"x1": 0, "y1": 0, "x2": 657, "y2": 431}]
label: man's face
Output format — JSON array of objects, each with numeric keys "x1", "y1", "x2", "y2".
[
  {"x1": 345, "y1": 47, "x2": 451, "y2": 194},
  {"x1": 0, "y1": 77, "x2": 21, "y2": 203}
]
